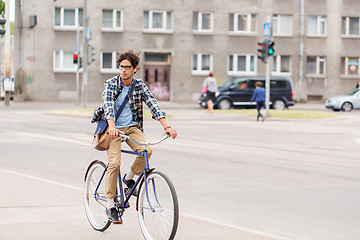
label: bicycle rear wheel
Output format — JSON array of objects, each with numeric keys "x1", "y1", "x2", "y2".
[
  {"x1": 84, "y1": 160, "x2": 111, "y2": 231},
  {"x1": 138, "y1": 171, "x2": 179, "y2": 240}
]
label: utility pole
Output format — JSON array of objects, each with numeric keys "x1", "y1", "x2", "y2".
[
  {"x1": 4, "y1": 0, "x2": 10, "y2": 106},
  {"x1": 82, "y1": 0, "x2": 88, "y2": 108},
  {"x1": 76, "y1": 27, "x2": 81, "y2": 105},
  {"x1": 259, "y1": 16, "x2": 275, "y2": 116},
  {"x1": 297, "y1": 0, "x2": 305, "y2": 102}
]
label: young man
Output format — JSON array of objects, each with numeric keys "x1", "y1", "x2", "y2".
[
  {"x1": 250, "y1": 81, "x2": 266, "y2": 121},
  {"x1": 97, "y1": 50, "x2": 177, "y2": 222}
]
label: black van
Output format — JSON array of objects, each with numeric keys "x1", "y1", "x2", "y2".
[{"x1": 199, "y1": 76, "x2": 295, "y2": 110}]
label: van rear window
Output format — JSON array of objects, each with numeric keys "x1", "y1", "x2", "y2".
[
  {"x1": 248, "y1": 79, "x2": 288, "y2": 88},
  {"x1": 270, "y1": 80, "x2": 288, "y2": 88}
]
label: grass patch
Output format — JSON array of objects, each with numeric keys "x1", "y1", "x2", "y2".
[{"x1": 213, "y1": 109, "x2": 340, "y2": 119}]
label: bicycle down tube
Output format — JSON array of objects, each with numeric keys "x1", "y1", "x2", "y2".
[{"x1": 93, "y1": 148, "x2": 151, "y2": 210}]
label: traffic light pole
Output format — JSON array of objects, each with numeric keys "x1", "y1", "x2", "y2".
[
  {"x1": 82, "y1": 0, "x2": 88, "y2": 108},
  {"x1": 76, "y1": 26, "x2": 80, "y2": 105},
  {"x1": 265, "y1": 51, "x2": 270, "y2": 116}
]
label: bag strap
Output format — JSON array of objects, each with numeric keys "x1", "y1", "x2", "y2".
[{"x1": 114, "y1": 79, "x2": 136, "y2": 121}]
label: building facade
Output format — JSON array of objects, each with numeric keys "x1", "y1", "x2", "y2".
[{"x1": 14, "y1": 0, "x2": 360, "y2": 103}]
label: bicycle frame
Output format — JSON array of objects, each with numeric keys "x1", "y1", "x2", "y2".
[{"x1": 92, "y1": 147, "x2": 155, "y2": 211}]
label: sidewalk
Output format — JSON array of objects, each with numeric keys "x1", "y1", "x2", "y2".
[{"x1": 0, "y1": 100, "x2": 328, "y2": 122}]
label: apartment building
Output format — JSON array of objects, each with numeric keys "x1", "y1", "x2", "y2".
[{"x1": 13, "y1": 0, "x2": 360, "y2": 102}]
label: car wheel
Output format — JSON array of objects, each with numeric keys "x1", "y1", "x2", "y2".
[
  {"x1": 218, "y1": 99, "x2": 232, "y2": 110},
  {"x1": 273, "y1": 99, "x2": 286, "y2": 110},
  {"x1": 341, "y1": 102, "x2": 353, "y2": 112}
]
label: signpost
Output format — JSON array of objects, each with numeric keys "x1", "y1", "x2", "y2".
[{"x1": 263, "y1": 21, "x2": 271, "y2": 116}]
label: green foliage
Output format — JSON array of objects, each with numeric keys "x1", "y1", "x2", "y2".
[{"x1": 0, "y1": 0, "x2": 4, "y2": 18}]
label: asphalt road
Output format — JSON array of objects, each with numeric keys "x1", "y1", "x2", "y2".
[{"x1": 0, "y1": 102, "x2": 359, "y2": 240}]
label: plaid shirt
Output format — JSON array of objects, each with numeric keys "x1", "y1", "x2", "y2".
[{"x1": 92, "y1": 76, "x2": 166, "y2": 132}]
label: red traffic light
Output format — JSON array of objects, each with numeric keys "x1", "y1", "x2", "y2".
[
  {"x1": 73, "y1": 53, "x2": 78, "y2": 64},
  {"x1": 258, "y1": 42, "x2": 265, "y2": 48}
]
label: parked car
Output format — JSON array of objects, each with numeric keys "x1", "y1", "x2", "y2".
[
  {"x1": 325, "y1": 89, "x2": 360, "y2": 112},
  {"x1": 199, "y1": 76, "x2": 295, "y2": 110}
]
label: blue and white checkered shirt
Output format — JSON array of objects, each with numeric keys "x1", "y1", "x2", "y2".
[{"x1": 92, "y1": 76, "x2": 166, "y2": 132}]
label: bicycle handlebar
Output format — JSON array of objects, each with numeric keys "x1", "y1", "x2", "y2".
[{"x1": 120, "y1": 133, "x2": 171, "y2": 146}]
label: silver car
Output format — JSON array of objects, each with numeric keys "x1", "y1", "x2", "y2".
[{"x1": 325, "y1": 89, "x2": 360, "y2": 112}]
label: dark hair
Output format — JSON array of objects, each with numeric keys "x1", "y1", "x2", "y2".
[
  {"x1": 208, "y1": 72, "x2": 214, "y2": 77},
  {"x1": 116, "y1": 49, "x2": 140, "y2": 68},
  {"x1": 256, "y1": 81, "x2": 262, "y2": 87}
]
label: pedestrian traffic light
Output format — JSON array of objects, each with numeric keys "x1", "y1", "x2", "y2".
[
  {"x1": 268, "y1": 40, "x2": 275, "y2": 56},
  {"x1": 0, "y1": 19, "x2": 6, "y2": 35},
  {"x1": 87, "y1": 44, "x2": 95, "y2": 65},
  {"x1": 258, "y1": 40, "x2": 268, "y2": 63},
  {"x1": 73, "y1": 52, "x2": 78, "y2": 64}
]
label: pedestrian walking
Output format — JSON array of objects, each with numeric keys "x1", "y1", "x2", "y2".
[
  {"x1": 202, "y1": 72, "x2": 218, "y2": 114},
  {"x1": 251, "y1": 81, "x2": 266, "y2": 121}
]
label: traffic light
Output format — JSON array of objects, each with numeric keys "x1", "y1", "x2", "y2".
[
  {"x1": 268, "y1": 40, "x2": 275, "y2": 56},
  {"x1": 0, "y1": 19, "x2": 6, "y2": 35},
  {"x1": 73, "y1": 52, "x2": 78, "y2": 64},
  {"x1": 258, "y1": 40, "x2": 268, "y2": 63},
  {"x1": 87, "y1": 44, "x2": 95, "y2": 65}
]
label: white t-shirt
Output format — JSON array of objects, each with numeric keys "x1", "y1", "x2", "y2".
[{"x1": 203, "y1": 77, "x2": 218, "y2": 93}]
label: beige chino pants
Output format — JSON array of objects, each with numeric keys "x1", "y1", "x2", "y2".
[{"x1": 105, "y1": 125, "x2": 152, "y2": 199}]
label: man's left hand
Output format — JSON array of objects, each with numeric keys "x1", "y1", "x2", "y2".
[{"x1": 164, "y1": 127, "x2": 177, "y2": 139}]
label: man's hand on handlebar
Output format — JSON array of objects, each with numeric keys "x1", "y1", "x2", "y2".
[
  {"x1": 107, "y1": 127, "x2": 125, "y2": 139},
  {"x1": 164, "y1": 127, "x2": 177, "y2": 139}
]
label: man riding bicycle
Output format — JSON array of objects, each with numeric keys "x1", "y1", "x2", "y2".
[{"x1": 92, "y1": 49, "x2": 177, "y2": 222}]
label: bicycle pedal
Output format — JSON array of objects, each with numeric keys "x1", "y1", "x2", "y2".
[
  {"x1": 124, "y1": 188, "x2": 130, "y2": 197},
  {"x1": 112, "y1": 221, "x2": 123, "y2": 225}
]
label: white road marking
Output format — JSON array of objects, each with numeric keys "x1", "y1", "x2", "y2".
[
  {"x1": 0, "y1": 168, "x2": 288, "y2": 240},
  {"x1": 0, "y1": 169, "x2": 83, "y2": 191}
]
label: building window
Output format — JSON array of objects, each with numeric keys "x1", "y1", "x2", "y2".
[
  {"x1": 307, "y1": 16, "x2": 326, "y2": 36},
  {"x1": 341, "y1": 57, "x2": 360, "y2": 75},
  {"x1": 342, "y1": 17, "x2": 360, "y2": 36},
  {"x1": 101, "y1": 52, "x2": 118, "y2": 73},
  {"x1": 102, "y1": 9, "x2": 123, "y2": 31},
  {"x1": 193, "y1": 12, "x2": 213, "y2": 33},
  {"x1": 272, "y1": 55, "x2": 291, "y2": 74},
  {"x1": 143, "y1": 10, "x2": 172, "y2": 33},
  {"x1": 306, "y1": 56, "x2": 325, "y2": 75},
  {"x1": 53, "y1": 50, "x2": 77, "y2": 72},
  {"x1": 228, "y1": 54, "x2": 256, "y2": 75},
  {"x1": 272, "y1": 14, "x2": 292, "y2": 36},
  {"x1": 54, "y1": 7, "x2": 83, "y2": 30},
  {"x1": 192, "y1": 53, "x2": 213, "y2": 75},
  {"x1": 229, "y1": 13, "x2": 256, "y2": 34}
]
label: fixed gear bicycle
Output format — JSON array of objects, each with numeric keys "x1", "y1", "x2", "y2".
[{"x1": 84, "y1": 134, "x2": 179, "y2": 240}]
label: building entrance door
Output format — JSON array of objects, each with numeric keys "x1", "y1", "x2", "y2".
[{"x1": 143, "y1": 53, "x2": 171, "y2": 101}]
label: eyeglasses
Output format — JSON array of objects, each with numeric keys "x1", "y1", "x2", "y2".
[{"x1": 119, "y1": 65, "x2": 133, "y2": 70}]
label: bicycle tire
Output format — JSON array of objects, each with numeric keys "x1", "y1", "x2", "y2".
[
  {"x1": 84, "y1": 160, "x2": 111, "y2": 231},
  {"x1": 138, "y1": 171, "x2": 179, "y2": 240}
]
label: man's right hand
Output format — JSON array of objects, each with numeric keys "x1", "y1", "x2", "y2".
[{"x1": 107, "y1": 120, "x2": 124, "y2": 139}]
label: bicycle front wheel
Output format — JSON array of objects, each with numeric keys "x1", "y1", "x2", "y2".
[
  {"x1": 138, "y1": 171, "x2": 179, "y2": 240},
  {"x1": 84, "y1": 160, "x2": 111, "y2": 231}
]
